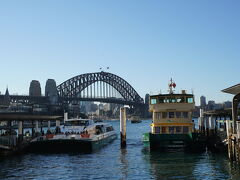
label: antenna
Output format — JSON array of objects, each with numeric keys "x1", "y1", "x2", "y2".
[{"x1": 168, "y1": 78, "x2": 176, "y2": 94}]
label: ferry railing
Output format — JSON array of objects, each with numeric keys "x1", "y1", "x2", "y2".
[{"x1": 0, "y1": 136, "x2": 17, "y2": 147}]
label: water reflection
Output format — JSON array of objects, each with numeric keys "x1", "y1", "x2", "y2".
[
  {"x1": 142, "y1": 147, "x2": 239, "y2": 180},
  {"x1": 119, "y1": 148, "x2": 129, "y2": 179}
]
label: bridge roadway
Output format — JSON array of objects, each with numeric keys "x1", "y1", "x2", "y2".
[{"x1": 0, "y1": 95, "x2": 144, "y2": 106}]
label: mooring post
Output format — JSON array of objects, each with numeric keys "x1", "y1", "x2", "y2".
[
  {"x1": 35, "y1": 120, "x2": 39, "y2": 133},
  {"x1": 120, "y1": 107, "x2": 127, "y2": 148},
  {"x1": 199, "y1": 109, "x2": 204, "y2": 133},
  {"x1": 18, "y1": 120, "x2": 23, "y2": 144},
  {"x1": 48, "y1": 120, "x2": 51, "y2": 129},
  {"x1": 64, "y1": 112, "x2": 68, "y2": 123}
]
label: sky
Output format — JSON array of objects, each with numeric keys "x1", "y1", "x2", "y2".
[{"x1": 0, "y1": 0, "x2": 239, "y2": 105}]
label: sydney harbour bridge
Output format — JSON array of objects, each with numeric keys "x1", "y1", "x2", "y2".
[{"x1": 0, "y1": 71, "x2": 145, "y2": 109}]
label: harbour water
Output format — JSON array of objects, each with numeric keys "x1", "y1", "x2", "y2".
[{"x1": 1, "y1": 120, "x2": 240, "y2": 180}]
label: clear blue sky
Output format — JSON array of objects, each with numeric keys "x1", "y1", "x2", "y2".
[{"x1": 0, "y1": 1, "x2": 239, "y2": 105}]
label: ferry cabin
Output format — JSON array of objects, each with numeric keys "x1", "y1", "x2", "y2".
[{"x1": 149, "y1": 92, "x2": 195, "y2": 135}]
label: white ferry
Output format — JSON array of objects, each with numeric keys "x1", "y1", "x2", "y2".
[{"x1": 27, "y1": 118, "x2": 117, "y2": 153}]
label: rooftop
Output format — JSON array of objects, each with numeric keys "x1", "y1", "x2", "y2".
[{"x1": 222, "y1": 83, "x2": 240, "y2": 95}]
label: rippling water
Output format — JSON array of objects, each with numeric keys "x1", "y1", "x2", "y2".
[{"x1": 1, "y1": 120, "x2": 240, "y2": 180}]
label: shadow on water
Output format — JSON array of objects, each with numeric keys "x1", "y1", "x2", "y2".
[{"x1": 141, "y1": 147, "x2": 240, "y2": 180}]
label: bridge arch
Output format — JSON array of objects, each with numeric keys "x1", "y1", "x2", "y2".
[{"x1": 57, "y1": 72, "x2": 144, "y2": 105}]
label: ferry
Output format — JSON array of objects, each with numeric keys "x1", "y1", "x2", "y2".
[
  {"x1": 27, "y1": 118, "x2": 117, "y2": 153},
  {"x1": 143, "y1": 79, "x2": 205, "y2": 152}
]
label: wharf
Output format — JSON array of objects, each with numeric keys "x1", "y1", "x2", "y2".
[
  {"x1": 0, "y1": 113, "x2": 62, "y2": 157},
  {"x1": 198, "y1": 83, "x2": 240, "y2": 162}
]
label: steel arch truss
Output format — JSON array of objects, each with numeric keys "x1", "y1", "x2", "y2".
[{"x1": 57, "y1": 72, "x2": 143, "y2": 105}]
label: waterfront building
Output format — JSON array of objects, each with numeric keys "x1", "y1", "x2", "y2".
[
  {"x1": 200, "y1": 96, "x2": 206, "y2": 108},
  {"x1": 29, "y1": 80, "x2": 41, "y2": 96}
]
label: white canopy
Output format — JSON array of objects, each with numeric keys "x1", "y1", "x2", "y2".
[{"x1": 222, "y1": 83, "x2": 240, "y2": 95}]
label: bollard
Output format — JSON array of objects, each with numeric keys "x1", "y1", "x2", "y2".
[{"x1": 120, "y1": 107, "x2": 127, "y2": 148}]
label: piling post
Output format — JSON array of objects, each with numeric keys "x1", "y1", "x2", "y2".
[
  {"x1": 120, "y1": 107, "x2": 127, "y2": 148},
  {"x1": 34, "y1": 120, "x2": 40, "y2": 137},
  {"x1": 64, "y1": 112, "x2": 68, "y2": 124},
  {"x1": 40, "y1": 121, "x2": 43, "y2": 134},
  {"x1": 56, "y1": 120, "x2": 60, "y2": 127},
  {"x1": 199, "y1": 109, "x2": 204, "y2": 133},
  {"x1": 35, "y1": 120, "x2": 39, "y2": 133},
  {"x1": 48, "y1": 121, "x2": 51, "y2": 129},
  {"x1": 56, "y1": 118, "x2": 61, "y2": 134},
  {"x1": 226, "y1": 119, "x2": 233, "y2": 160},
  {"x1": 18, "y1": 120, "x2": 23, "y2": 143},
  {"x1": 206, "y1": 116, "x2": 209, "y2": 137}
]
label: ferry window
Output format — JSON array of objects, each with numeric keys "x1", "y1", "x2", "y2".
[
  {"x1": 162, "y1": 127, "x2": 166, "y2": 133},
  {"x1": 151, "y1": 98, "x2": 157, "y2": 104},
  {"x1": 171, "y1": 99, "x2": 176, "y2": 103},
  {"x1": 183, "y1": 126, "x2": 189, "y2": 133},
  {"x1": 176, "y1": 112, "x2": 181, "y2": 118},
  {"x1": 176, "y1": 97, "x2": 185, "y2": 103},
  {"x1": 176, "y1": 126, "x2": 181, "y2": 133},
  {"x1": 155, "y1": 127, "x2": 160, "y2": 134},
  {"x1": 162, "y1": 112, "x2": 167, "y2": 118},
  {"x1": 154, "y1": 112, "x2": 161, "y2": 120},
  {"x1": 187, "y1": 97, "x2": 194, "y2": 103},
  {"x1": 168, "y1": 112, "x2": 175, "y2": 118},
  {"x1": 158, "y1": 97, "x2": 164, "y2": 103},
  {"x1": 169, "y1": 127, "x2": 174, "y2": 133},
  {"x1": 183, "y1": 112, "x2": 189, "y2": 118},
  {"x1": 177, "y1": 98, "x2": 182, "y2": 103},
  {"x1": 106, "y1": 126, "x2": 113, "y2": 132},
  {"x1": 164, "y1": 99, "x2": 169, "y2": 103}
]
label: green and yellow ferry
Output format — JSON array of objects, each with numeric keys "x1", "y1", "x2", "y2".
[{"x1": 143, "y1": 79, "x2": 205, "y2": 152}]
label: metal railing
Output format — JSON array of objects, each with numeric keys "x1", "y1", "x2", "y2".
[{"x1": 0, "y1": 136, "x2": 17, "y2": 147}]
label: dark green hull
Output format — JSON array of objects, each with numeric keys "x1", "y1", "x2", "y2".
[
  {"x1": 143, "y1": 133, "x2": 206, "y2": 152},
  {"x1": 26, "y1": 134, "x2": 117, "y2": 153}
]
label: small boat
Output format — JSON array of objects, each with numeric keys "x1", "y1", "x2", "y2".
[
  {"x1": 143, "y1": 79, "x2": 206, "y2": 152},
  {"x1": 130, "y1": 115, "x2": 142, "y2": 123},
  {"x1": 26, "y1": 118, "x2": 117, "y2": 153}
]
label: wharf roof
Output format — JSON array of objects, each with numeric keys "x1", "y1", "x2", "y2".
[
  {"x1": 0, "y1": 113, "x2": 62, "y2": 121},
  {"x1": 203, "y1": 108, "x2": 232, "y2": 117},
  {"x1": 222, "y1": 83, "x2": 240, "y2": 95}
]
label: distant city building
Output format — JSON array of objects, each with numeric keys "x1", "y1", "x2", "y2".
[
  {"x1": 90, "y1": 103, "x2": 98, "y2": 112},
  {"x1": 29, "y1": 80, "x2": 41, "y2": 96},
  {"x1": 2, "y1": 88, "x2": 10, "y2": 106},
  {"x1": 224, "y1": 101, "x2": 232, "y2": 109},
  {"x1": 200, "y1": 96, "x2": 206, "y2": 108},
  {"x1": 45, "y1": 79, "x2": 58, "y2": 96},
  {"x1": 214, "y1": 103, "x2": 223, "y2": 110},
  {"x1": 45, "y1": 79, "x2": 58, "y2": 104},
  {"x1": 207, "y1": 100, "x2": 215, "y2": 110},
  {"x1": 145, "y1": 94, "x2": 150, "y2": 104}
]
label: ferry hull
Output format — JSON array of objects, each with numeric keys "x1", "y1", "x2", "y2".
[
  {"x1": 144, "y1": 133, "x2": 206, "y2": 152},
  {"x1": 26, "y1": 134, "x2": 117, "y2": 153}
]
